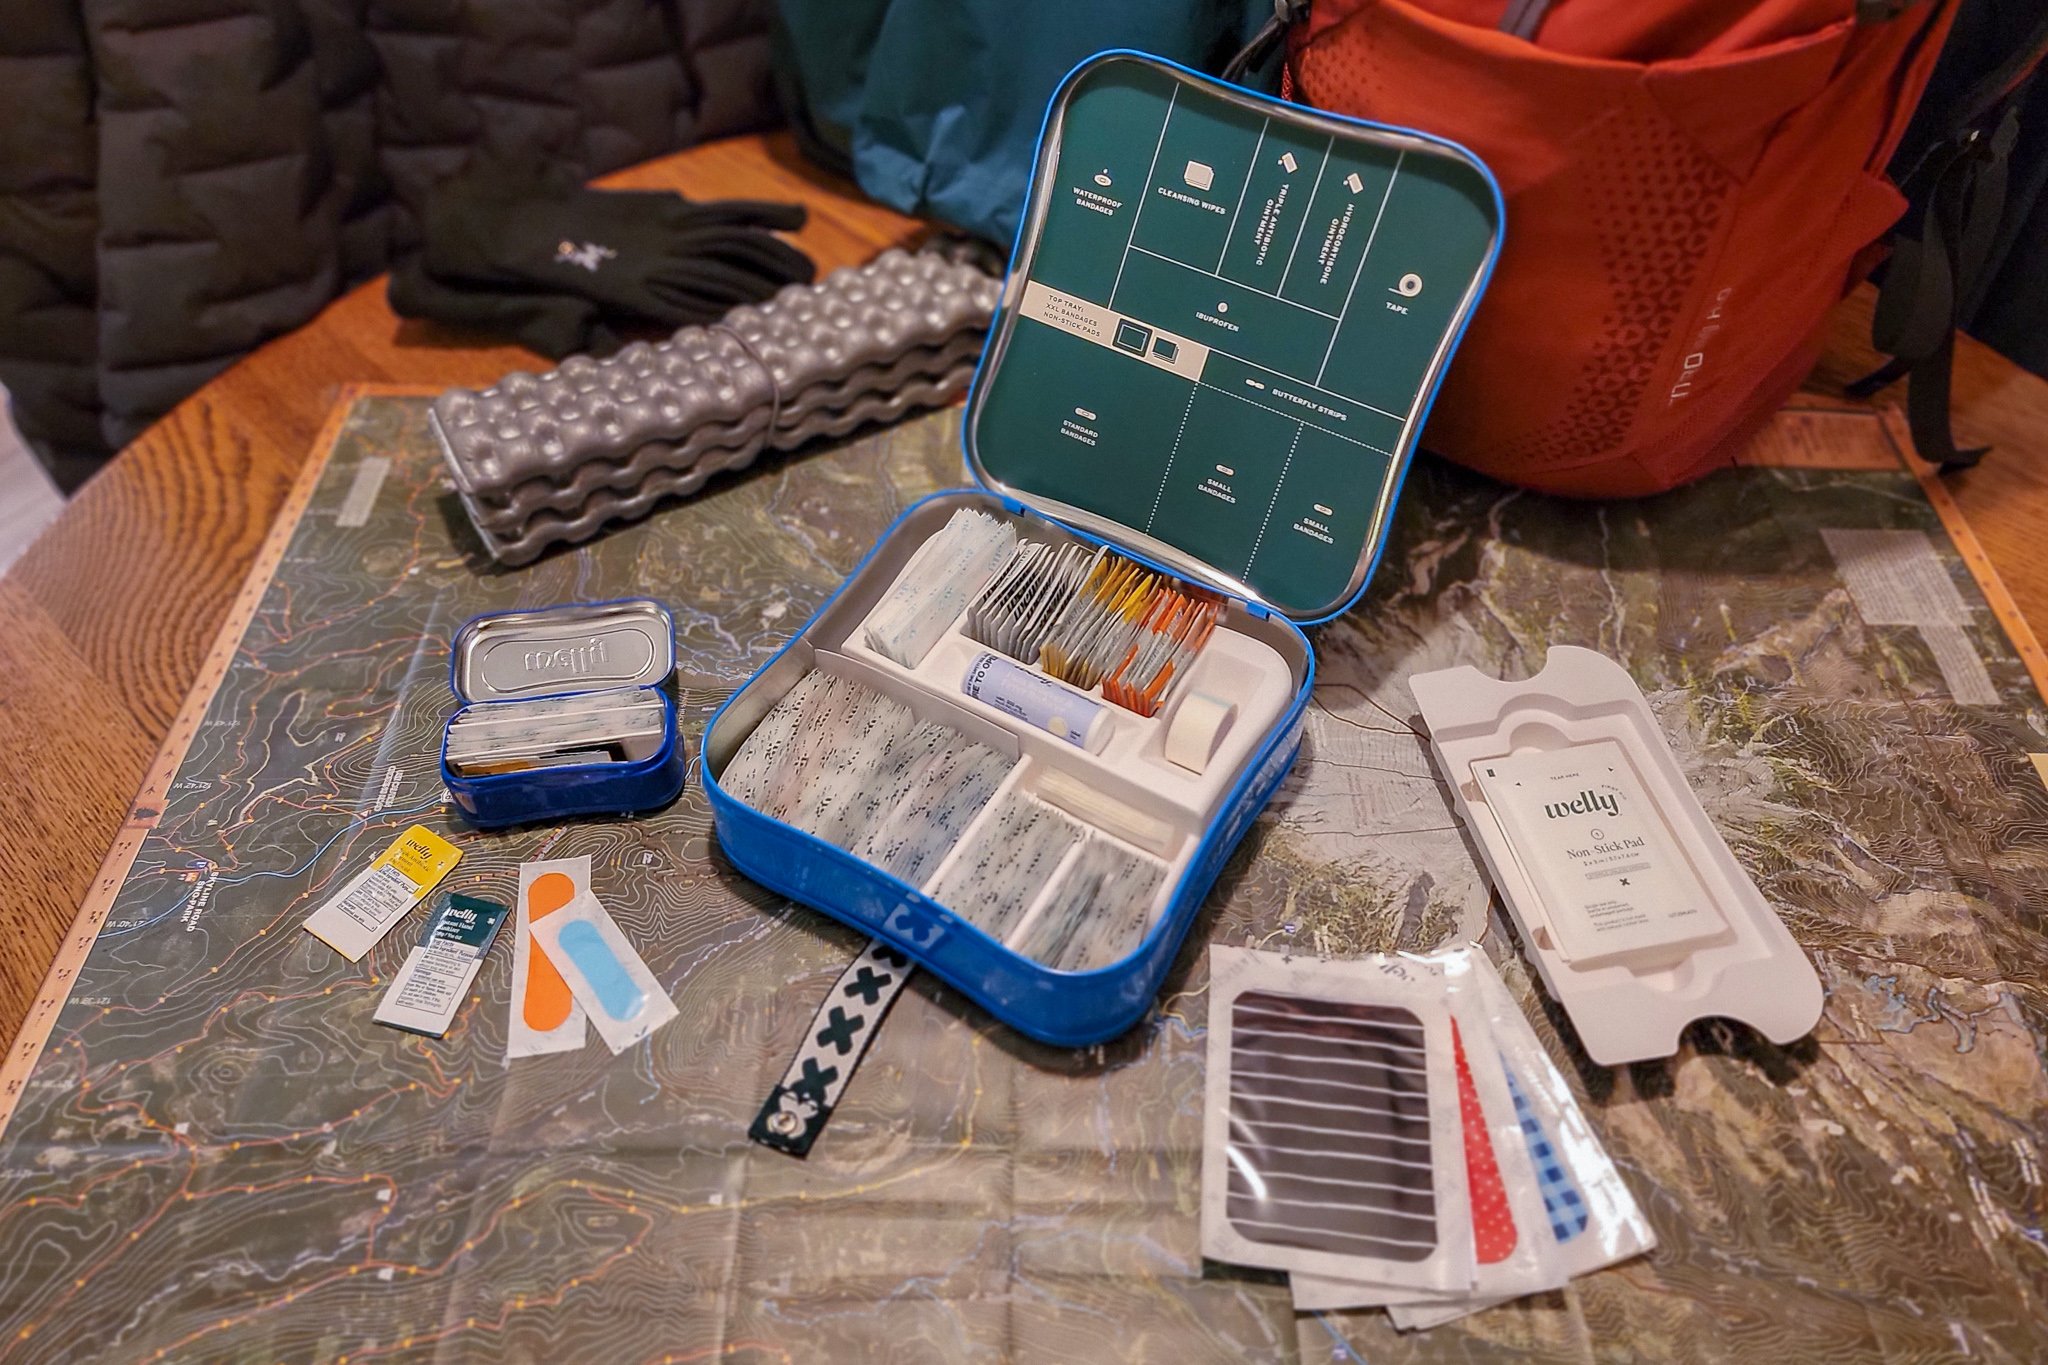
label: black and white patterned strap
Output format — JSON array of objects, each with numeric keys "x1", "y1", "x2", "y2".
[{"x1": 749, "y1": 937, "x2": 913, "y2": 1157}]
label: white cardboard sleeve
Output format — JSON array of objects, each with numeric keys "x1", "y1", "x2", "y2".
[{"x1": 1409, "y1": 647, "x2": 1823, "y2": 1065}]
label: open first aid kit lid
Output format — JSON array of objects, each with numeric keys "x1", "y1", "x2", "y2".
[{"x1": 965, "y1": 52, "x2": 1502, "y2": 623}]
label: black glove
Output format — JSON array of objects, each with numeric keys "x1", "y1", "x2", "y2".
[
  {"x1": 419, "y1": 177, "x2": 814, "y2": 330},
  {"x1": 389, "y1": 254, "x2": 621, "y2": 360}
]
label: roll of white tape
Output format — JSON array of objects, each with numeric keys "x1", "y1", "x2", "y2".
[{"x1": 1164, "y1": 692, "x2": 1237, "y2": 774}]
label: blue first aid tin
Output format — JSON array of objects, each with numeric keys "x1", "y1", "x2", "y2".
[
  {"x1": 442, "y1": 597, "x2": 687, "y2": 827},
  {"x1": 702, "y1": 51, "x2": 1503, "y2": 1046}
]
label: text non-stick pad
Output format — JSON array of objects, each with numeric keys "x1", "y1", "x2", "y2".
[{"x1": 1201, "y1": 946, "x2": 1471, "y2": 1292}]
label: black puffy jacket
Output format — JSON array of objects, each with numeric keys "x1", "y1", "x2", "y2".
[{"x1": 0, "y1": 0, "x2": 777, "y2": 490}]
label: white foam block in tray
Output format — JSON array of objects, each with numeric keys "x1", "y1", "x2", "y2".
[{"x1": 1409, "y1": 646, "x2": 1823, "y2": 1065}]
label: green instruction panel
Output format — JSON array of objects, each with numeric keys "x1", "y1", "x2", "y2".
[{"x1": 972, "y1": 56, "x2": 1498, "y2": 617}]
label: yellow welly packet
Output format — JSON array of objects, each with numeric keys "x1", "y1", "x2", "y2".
[{"x1": 302, "y1": 824, "x2": 462, "y2": 962}]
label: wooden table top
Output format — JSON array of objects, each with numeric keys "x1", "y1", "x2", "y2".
[{"x1": 3, "y1": 130, "x2": 2046, "y2": 1050}]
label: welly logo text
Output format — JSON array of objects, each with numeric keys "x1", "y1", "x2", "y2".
[
  {"x1": 525, "y1": 638, "x2": 610, "y2": 676},
  {"x1": 1545, "y1": 788, "x2": 1619, "y2": 820}
]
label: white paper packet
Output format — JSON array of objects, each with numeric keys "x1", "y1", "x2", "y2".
[
  {"x1": 528, "y1": 890, "x2": 678, "y2": 1055},
  {"x1": 507, "y1": 856, "x2": 591, "y2": 1059}
]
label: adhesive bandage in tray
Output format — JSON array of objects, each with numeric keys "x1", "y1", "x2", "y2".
[
  {"x1": 1410, "y1": 646, "x2": 1825, "y2": 1065},
  {"x1": 702, "y1": 52, "x2": 1501, "y2": 1045}
]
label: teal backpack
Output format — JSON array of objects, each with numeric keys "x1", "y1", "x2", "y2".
[{"x1": 775, "y1": 0, "x2": 1271, "y2": 246}]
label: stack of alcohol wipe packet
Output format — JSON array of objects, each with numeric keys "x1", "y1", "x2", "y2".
[{"x1": 1200, "y1": 944, "x2": 1654, "y2": 1328}]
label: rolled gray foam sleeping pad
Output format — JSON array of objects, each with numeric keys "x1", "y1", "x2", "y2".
[{"x1": 430, "y1": 249, "x2": 1001, "y2": 564}]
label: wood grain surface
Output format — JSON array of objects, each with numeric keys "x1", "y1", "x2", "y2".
[{"x1": 2, "y1": 130, "x2": 2044, "y2": 1050}]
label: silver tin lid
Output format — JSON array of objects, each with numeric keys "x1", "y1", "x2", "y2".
[{"x1": 452, "y1": 598, "x2": 674, "y2": 703}]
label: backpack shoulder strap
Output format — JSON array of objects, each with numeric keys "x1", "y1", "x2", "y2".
[
  {"x1": 1855, "y1": 11, "x2": 2048, "y2": 469},
  {"x1": 1221, "y1": 0, "x2": 1310, "y2": 87},
  {"x1": 1497, "y1": 0, "x2": 1551, "y2": 42}
]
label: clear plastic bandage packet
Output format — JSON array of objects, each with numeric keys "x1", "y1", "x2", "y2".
[
  {"x1": 723, "y1": 669, "x2": 1015, "y2": 882},
  {"x1": 928, "y1": 789, "x2": 1084, "y2": 942},
  {"x1": 1014, "y1": 836, "x2": 1167, "y2": 971},
  {"x1": 865, "y1": 508, "x2": 1018, "y2": 667},
  {"x1": 854, "y1": 731, "x2": 1015, "y2": 885}
]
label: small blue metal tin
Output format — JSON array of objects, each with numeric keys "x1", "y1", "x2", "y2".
[
  {"x1": 442, "y1": 598, "x2": 687, "y2": 828},
  {"x1": 701, "y1": 51, "x2": 1500, "y2": 1046}
]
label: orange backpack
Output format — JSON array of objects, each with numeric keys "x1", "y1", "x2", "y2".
[{"x1": 1265, "y1": 0, "x2": 1961, "y2": 496}]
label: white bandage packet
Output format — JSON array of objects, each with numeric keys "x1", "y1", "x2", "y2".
[
  {"x1": 1470, "y1": 740, "x2": 1730, "y2": 968},
  {"x1": 373, "y1": 893, "x2": 508, "y2": 1038}
]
